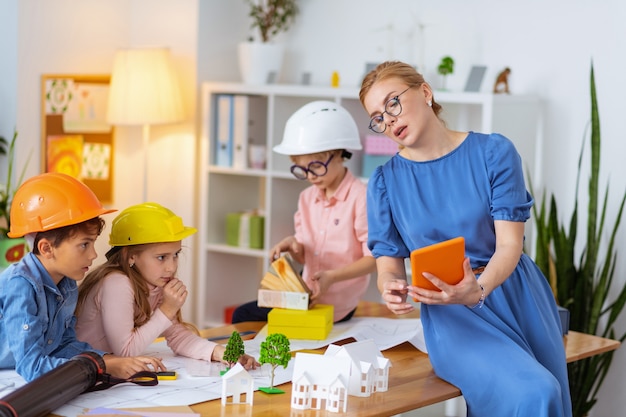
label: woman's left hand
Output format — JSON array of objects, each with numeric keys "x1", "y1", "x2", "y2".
[{"x1": 408, "y1": 257, "x2": 483, "y2": 306}]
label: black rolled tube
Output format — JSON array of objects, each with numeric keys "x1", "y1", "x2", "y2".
[{"x1": 0, "y1": 352, "x2": 105, "y2": 417}]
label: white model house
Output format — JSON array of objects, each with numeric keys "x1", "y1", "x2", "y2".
[
  {"x1": 221, "y1": 363, "x2": 254, "y2": 406},
  {"x1": 325, "y1": 339, "x2": 391, "y2": 397},
  {"x1": 291, "y1": 352, "x2": 351, "y2": 413}
]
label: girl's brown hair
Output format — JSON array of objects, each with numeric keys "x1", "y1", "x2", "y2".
[{"x1": 76, "y1": 244, "x2": 198, "y2": 334}]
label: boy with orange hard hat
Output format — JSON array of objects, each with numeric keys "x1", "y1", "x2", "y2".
[{"x1": 0, "y1": 172, "x2": 165, "y2": 382}]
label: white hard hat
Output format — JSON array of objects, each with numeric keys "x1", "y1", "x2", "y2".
[{"x1": 273, "y1": 101, "x2": 362, "y2": 155}]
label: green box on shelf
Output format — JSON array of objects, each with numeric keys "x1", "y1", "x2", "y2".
[{"x1": 226, "y1": 211, "x2": 264, "y2": 249}]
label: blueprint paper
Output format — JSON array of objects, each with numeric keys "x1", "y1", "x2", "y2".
[
  {"x1": 0, "y1": 317, "x2": 425, "y2": 417},
  {"x1": 82, "y1": 406, "x2": 199, "y2": 416},
  {"x1": 251, "y1": 317, "x2": 426, "y2": 352}
]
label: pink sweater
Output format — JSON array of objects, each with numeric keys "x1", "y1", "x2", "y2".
[{"x1": 75, "y1": 272, "x2": 216, "y2": 361}]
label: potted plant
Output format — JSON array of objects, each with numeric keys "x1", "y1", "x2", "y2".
[
  {"x1": 437, "y1": 56, "x2": 454, "y2": 90},
  {"x1": 0, "y1": 130, "x2": 29, "y2": 269},
  {"x1": 530, "y1": 63, "x2": 626, "y2": 417},
  {"x1": 238, "y1": 0, "x2": 299, "y2": 85}
]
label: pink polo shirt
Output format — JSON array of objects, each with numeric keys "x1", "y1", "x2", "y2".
[{"x1": 294, "y1": 169, "x2": 371, "y2": 322}]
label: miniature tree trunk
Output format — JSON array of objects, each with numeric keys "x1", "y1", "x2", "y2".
[
  {"x1": 259, "y1": 333, "x2": 291, "y2": 389},
  {"x1": 223, "y1": 331, "x2": 245, "y2": 369}
]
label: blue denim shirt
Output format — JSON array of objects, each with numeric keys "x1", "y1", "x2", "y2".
[{"x1": 0, "y1": 253, "x2": 104, "y2": 382}]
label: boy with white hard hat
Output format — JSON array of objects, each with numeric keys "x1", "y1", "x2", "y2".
[{"x1": 232, "y1": 101, "x2": 376, "y2": 323}]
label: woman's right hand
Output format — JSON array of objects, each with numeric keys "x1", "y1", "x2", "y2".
[
  {"x1": 381, "y1": 278, "x2": 414, "y2": 315},
  {"x1": 377, "y1": 256, "x2": 414, "y2": 315},
  {"x1": 103, "y1": 354, "x2": 166, "y2": 379}
]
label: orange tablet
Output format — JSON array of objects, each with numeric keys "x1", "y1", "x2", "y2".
[{"x1": 410, "y1": 236, "x2": 465, "y2": 293}]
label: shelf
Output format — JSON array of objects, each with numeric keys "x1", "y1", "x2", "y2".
[
  {"x1": 205, "y1": 243, "x2": 266, "y2": 257},
  {"x1": 194, "y1": 82, "x2": 542, "y2": 327}
]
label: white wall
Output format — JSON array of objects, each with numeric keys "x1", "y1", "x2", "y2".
[
  {"x1": 0, "y1": 1, "x2": 18, "y2": 138},
  {"x1": 0, "y1": 0, "x2": 198, "y2": 319},
  {"x1": 2, "y1": 0, "x2": 626, "y2": 415}
]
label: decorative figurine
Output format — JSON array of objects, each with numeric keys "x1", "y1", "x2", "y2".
[
  {"x1": 493, "y1": 67, "x2": 511, "y2": 94},
  {"x1": 259, "y1": 333, "x2": 291, "y2": 394},
  {"x1": 331, "y1": 71, "x2": 340, "y2": 88}
]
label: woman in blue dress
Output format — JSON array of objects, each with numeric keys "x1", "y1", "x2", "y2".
[{"x1": 359, "y1": 61, "x2": 572, "y2": 417}]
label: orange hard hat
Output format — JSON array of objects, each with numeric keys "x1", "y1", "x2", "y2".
[{"x1": 8, "y1": 172, "x2": 116, "y2": 238}]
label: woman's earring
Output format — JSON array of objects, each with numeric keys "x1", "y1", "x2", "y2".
[
  {"x1": 129, "y1": 263, "x2": 134, "y2": 268},
  {"x1": 428, "y1": 100, "x2": 433, "y2": 107}
]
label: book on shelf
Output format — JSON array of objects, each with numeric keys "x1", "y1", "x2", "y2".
[
  {"x1": 225, "y1": 210, "x2": 264, "y2": 249},
  {"x1": 232, "y1": 94, "x2": 268, "y2": 170},
  {"x1": 258, "y1": 254, "x2": 311, "y2": 310},
  {"x1": 214, "y1": 93, "x2": 233, "y2": 167},
  {"x1": 232, "y1": 95, "x2": 248, "y2": 169},
  {"x1": 214, "y1": 94, "x2": 268, "y2": 170}
]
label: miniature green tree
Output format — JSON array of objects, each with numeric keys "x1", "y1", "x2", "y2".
[
  {"x1": 437, "y1": 56, "x2": 455, "y2": 90},
  {"x1": 258, "y1": 333, "x2": 291, "y2": 394},
  {"x1": 223, "y1": 331, "x2": 245, "y2": 370}
]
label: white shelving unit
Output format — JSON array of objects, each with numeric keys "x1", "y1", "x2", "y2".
[{"x1": 194, "y1": 82, "x2": 542, "y2": 327}]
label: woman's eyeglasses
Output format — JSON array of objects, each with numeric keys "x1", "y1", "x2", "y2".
[
  {"x1": 368, "y1": 86, "x2": 411, "y2": 133},
  {"x1": 290, "y1": 154, "x2": 335, "y2": 180}
]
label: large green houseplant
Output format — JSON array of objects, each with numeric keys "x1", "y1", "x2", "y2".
[{"x1": 531, "y1": 63, "x2": 626, "y2": 417}]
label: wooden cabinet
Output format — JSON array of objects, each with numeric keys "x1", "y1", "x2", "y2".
[{"x1": 194, "y1": 82, "x2": 541, "y2": 326}]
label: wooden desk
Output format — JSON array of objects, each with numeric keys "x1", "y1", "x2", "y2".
[{"x1": 191, "y1": 302, "x2": 620, "y2": 417}]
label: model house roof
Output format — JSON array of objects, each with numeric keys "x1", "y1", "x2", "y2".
[
  {"x1": 292, "y1": 352, "x2": 351, "y2": 386},
  {"x1": 325, "y1": 339, "x2": 391, "y2": 370}
]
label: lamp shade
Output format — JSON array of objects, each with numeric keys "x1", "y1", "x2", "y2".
[{"x1": 107, "y1": 47, "x2": 184, "y2": 125}]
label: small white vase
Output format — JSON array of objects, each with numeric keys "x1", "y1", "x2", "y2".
[{"x1": 238, "y1": 42, "x2": 285, "y2": 85}]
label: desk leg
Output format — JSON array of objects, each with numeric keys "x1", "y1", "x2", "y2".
[{"x1": 444, "y1": 397, "x2": 466, "y2": 417}]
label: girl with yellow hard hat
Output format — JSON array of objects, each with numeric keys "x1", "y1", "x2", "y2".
[{"x1": 75, "y1": 202, "x2": 258, "y2": 370}]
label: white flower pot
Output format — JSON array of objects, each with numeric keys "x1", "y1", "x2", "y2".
[{"x1": 238, "y1": 42, "x2": 285, "y2": 85}]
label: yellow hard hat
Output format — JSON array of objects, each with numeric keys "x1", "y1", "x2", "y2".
[
  {"x1": 109, "y1": 202, "x2": 196, "y2": 246},
  {"x1": 8, "y1": 172, "x2": 116, "y2": 238}
]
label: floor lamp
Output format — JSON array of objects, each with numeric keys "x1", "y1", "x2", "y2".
[{"x1": 106, "y1": 47, "x2": 184, "y2": 202}]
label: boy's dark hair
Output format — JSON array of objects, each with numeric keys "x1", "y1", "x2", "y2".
[{"x1": 31, "y1": 217, "x2": 106, "y2": 255}]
